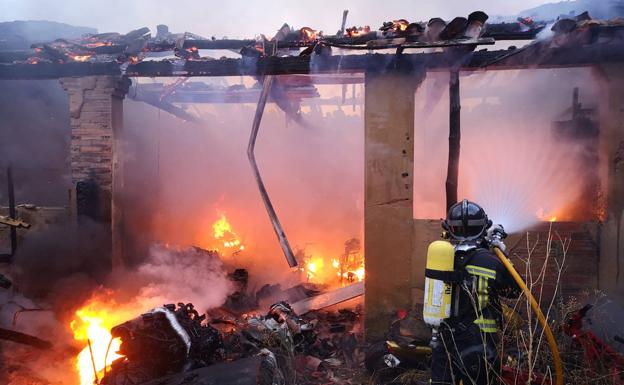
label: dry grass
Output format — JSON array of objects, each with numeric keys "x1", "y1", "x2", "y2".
[{"x1": 499, "y1": 224, "x2": 621, "y2": 385}]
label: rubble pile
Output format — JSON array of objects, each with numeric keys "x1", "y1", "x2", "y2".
[
  {"x1": 94, "y1": 298, "x2": 367, "y2": 385},
  {"x1": 294, "y1": 307, "x2": 365, "y2": 385},
  {"x1": 102, "y1": 303, "x2": 225, "y2": 384}
]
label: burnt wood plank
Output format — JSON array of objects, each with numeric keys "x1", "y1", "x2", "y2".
[{"x1": 2, "y1": 42, "x2": 624, "y2": 80}]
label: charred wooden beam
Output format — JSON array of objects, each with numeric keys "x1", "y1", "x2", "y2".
[
  {"x1": 183, "y1": 39, "x2": 256, "y2": 50},
  {"x1": 0, "y1": 327, "x2": 52, "y2": 349},
  {"x1": 122, "y1": 42, "x2": 624, "y2": 75},
  {"x1": 291, "y1": 281, "x2": 364, "y2": 315},
  {"x1": 130, "y1": 92, "x2": 202, "y2": 123},
  {"x1": 446, "y1": 71, "x2": 461, "y2": 211},
  {"x1": 325, "y1": 37, "x2": 495, "y2": 50},
  {"x1": 0, "y1": 62, "x2": 121, "y2": 79},
  {"x1": 3, "y1": 41, "x2": 624, "y2": 80},
  {"x1": 135, "y1": 87, "x2": 319, "y2": 104},
  {"x1": 482, "y1": 23, "x2": 545, "y2": 40}
]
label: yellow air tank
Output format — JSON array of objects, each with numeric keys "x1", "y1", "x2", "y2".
[{"x1": 423, "y1": 240, "x2": 455, "y2": 327}]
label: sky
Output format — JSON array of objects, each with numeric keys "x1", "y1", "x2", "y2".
[{"x1": 0, "y1": 0, "x2": 553, "y2": 38}]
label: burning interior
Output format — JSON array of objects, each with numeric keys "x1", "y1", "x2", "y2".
[{"x1": 1, "y1": 2, "x2": 624, "y2": 384}]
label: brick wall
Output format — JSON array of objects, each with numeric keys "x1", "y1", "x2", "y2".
[
  {"x1": 507, "y1": 221, "x2": 600, "y2": 304},
  {"x1": 59, "y1": 76, "x2": 130, "y2": 221}
]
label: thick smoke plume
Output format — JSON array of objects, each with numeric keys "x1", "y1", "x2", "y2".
[{"x1": 123, "y1": 245, "x2": 233, "y2": 312}]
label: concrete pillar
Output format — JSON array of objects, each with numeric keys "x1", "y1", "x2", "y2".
[
  {"x1": 60, "y1": 75, "x2": 131, "y2": 270},
  {"x1": 364, "y1": 69, "x2": 425, "y2": 340},
  {"x1": 596, "y1": 64, "x2": 624, "y2": 297}
]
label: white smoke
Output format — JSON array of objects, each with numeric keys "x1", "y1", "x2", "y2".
[
  {"x1": 132, "y1": 244, "x2": 234, "y2": 312},
  {"x1": 413, "y1": 68, "x2": 603, "y2": 233}
]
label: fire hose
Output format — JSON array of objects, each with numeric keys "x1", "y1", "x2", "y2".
[{"x1": 492, "y1": 246, "x2": 563, "y2": 385}]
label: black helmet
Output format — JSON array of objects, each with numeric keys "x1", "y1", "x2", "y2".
[{"x1": 443, "y1": 199, "x2": 491, "y2": 241}]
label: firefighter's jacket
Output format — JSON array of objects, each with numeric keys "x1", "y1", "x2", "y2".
[{"x1": 448, "y1": 247, "x2": 520, "y2": 333}]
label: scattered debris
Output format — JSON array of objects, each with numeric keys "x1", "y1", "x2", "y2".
[
  {"x1": 102, "y1": 303, "x2": 225, "y2": 384},
  {"x1": 291, "y1": 281, "x2": 364, "y2": 315}
]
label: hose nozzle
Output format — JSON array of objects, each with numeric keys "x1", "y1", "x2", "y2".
[{"x1": 486, "y1": 224, "x2": 507, "y2": 252}]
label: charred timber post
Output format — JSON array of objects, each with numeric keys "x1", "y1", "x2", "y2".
[
  {"x1": 247, "y1": 75, "x2": 298, "y2": 268},
  {"x1": 340, "y1": 10, "x2": 349, "y2": 35},
  {"x1": 446, "y1": 70, "x2": 461, "y2": 211}
]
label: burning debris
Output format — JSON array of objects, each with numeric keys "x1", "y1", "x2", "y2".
[
  {"x1": 297, "y1": 238, "x2": 364, "y2": 286},
  {"x1": 0, "y1": 9, "x2": 553, "y2": 67},
  {"x1": 212, "y1": 214, "x2": 246, "y2": 253},
  {"x1": 65, "y1": 291, "x2": 365, "y2": 385},
  {"x1": 102, "y1": 303, "x2": 224, "y2": 384},
  {"x1": 2, "y1": 2, "x2": 624, "y2": 384}
]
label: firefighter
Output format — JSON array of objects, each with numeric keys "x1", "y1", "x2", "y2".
[{"x1": 430, "y1": 199, "x2": 520, "y2": 385}]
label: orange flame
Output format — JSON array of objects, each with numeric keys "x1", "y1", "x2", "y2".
[
  {"x1": 212, "y1": 214, "x2": 245, "y2": 252},
  {"x1": 393, "y1": 19, "x2": 409, "y2": 32},
  {"x1": 300, "y1": 27, "x2": 319, "y2": 41},
  {"x1": 536, "y1": 208, "x2": 560, "y2": 223},
  {"x1": 70, "y1": 293, "x2": 135, "y2": 385},
  {"x1": 346, "y1": 26, "x2": 371, "y2": 37},
  {"x1": 302, "y1": 252, "x2": 364, "y2": 286}
]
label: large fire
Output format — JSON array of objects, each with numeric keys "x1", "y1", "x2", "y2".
[
  {"x1": 212, "y1": 213, "x2": 245, "y2": 252},
  {"x1": 70, "y1": 293, "x2": 135, "y2": 385},
  {"x1": 301, "y1": 239, "x2": 365, "y2": 286}
]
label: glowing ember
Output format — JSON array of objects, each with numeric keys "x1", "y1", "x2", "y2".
[
  {"x1": 70, "y1": 55, "x2": 92, "y2": 62},
  {"x1": 300, "y1": 27, "x2": 319, "y2": 41},
  {"x1": 212, "y1": 214, "x2": 245, "y2": 252},
  {"x1": 549, "y1": 216, "x2": 558, "y2": 222},
  {"x1": 346, "y1": 26, "x2": 371, "y2": 37},
  {"x1": 84, "y1": 41, "x2": 113, "y2": 48},
  {"x1": 393, "y1": 19, "x2": 409, "y2": 32},
  {"x1": 70, "y1": 294, "x2": 132, "y2": 385}
]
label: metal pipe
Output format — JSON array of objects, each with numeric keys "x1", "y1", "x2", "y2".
[
  {"x1": 247, "y1": 75, "x2": 298, "y2": 268},
  {"x1": 87, "y1": 338, "x2": 100, "y2": 384}
]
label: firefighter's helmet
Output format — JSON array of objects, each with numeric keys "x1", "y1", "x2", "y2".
[{"x1": 443, "y1": 199, "x2": 492, "y2": 242}]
